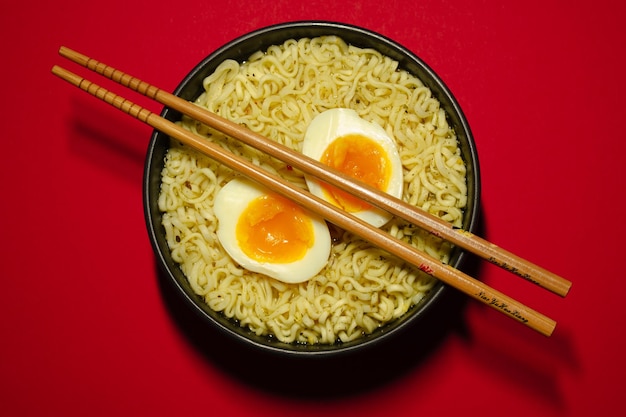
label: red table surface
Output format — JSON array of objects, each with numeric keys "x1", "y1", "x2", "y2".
[{"x1": 2, "y1": 1, "x2": 625, "y2": 416}]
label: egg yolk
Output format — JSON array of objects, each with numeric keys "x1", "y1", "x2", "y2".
[
  {"x1": 236, "y1": 194, "x2": 315, "y2": 264},
  {"x1": 320, "y1": 134, "x2": 391, "y2": 212}
]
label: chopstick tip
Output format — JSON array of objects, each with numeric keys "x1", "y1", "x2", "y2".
[{"x1": 58, "y1": 45, "x2": 72, "y2": 57}]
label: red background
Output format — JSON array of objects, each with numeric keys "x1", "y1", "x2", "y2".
[{"x1": 2, "y1": 1, "x2": 625, "y2": 416}]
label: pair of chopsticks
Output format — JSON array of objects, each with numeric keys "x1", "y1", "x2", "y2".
[{"x1": 52, "y1": 46, "x2": 571, "y2": 336}]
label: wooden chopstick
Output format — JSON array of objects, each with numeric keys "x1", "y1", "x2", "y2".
[
  {"x1": 51, "y1": 63, "x2": 557, "y2": 337},
  {"x1": 57, "y1": 46, "x2": 571, "y2": 298}
]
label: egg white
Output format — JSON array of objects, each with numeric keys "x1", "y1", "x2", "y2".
[
  {"x1": 213, "y1": 178, "x2": 331, "y2": 284},
  {"x1": 302, "y1": 108, "x2": 404, "y2": 228}
]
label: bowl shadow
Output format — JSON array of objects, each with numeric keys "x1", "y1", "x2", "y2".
[{"x1": 156, "y1": 226, "x2": 483, "y2": 400}]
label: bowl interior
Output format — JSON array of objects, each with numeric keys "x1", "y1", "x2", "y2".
[{"x1": 144, "y1": 21, "x2": 480, "y2": 356}]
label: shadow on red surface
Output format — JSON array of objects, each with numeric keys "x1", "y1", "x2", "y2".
[{"x1": 154, "y1": 224, "x2": 484, "y2": 400}]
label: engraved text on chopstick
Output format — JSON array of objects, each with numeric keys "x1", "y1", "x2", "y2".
[
  {"x1": 488, "y1": 256, "x2": 539, "y2": 286},
  {"x1": 477, "y1": 291, "x2": 529, "y2": 323}
]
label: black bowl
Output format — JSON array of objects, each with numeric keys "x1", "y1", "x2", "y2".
[{"x1": 144, "y1": 21, "x2": 481, "y2": 356}]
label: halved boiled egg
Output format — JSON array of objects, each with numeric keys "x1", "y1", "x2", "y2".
[
  {"x1": 302, "y1": 108, "x2": 404, "y2": 228},
  {"x1": 213, "y1": 178, "x2": 331, "y2": 284}
]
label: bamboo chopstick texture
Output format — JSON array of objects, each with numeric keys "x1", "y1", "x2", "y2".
[
  {"x1": 57, "y1": 46, "x2": 571, "y2": 298},
  {"x1": 52, "y1": 47, "x2": 563, "y2": 336}
]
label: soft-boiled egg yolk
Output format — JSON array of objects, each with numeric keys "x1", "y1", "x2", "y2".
[
  {"x1": 319, "y1": 133, "x2": 392, "y2": 212},
  {"x1": 302, "y1": 108, "x2": 404, "y2": 228},
  {"x1": 214, "y1": 178, "x2": 331, "y2": 284},
  {"x1": 236, "y1": 193, "x2": 314, "y2": 264}
]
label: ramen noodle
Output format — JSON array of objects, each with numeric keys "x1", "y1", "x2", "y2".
[{"x1": 158, "y1": 36, "x2": 468, "y2": 344}]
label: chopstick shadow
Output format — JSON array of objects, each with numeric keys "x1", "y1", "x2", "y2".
[
  {"x1": 459, "y1": 311, "x2": 577, "y2": 411},
  {"x1": 451, "y1": 213, "x2": 579, "y2": 411},
  {"x1": 156, "y1": 229, "x2": 483, "y2": 400},
  {"x1": 66, "y1": 96, "x2": 151, "y2": 184}
]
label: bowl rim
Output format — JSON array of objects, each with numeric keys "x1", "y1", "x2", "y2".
[{"x1": 143, "y1": 20, "x2": 481, "y2": 356}]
